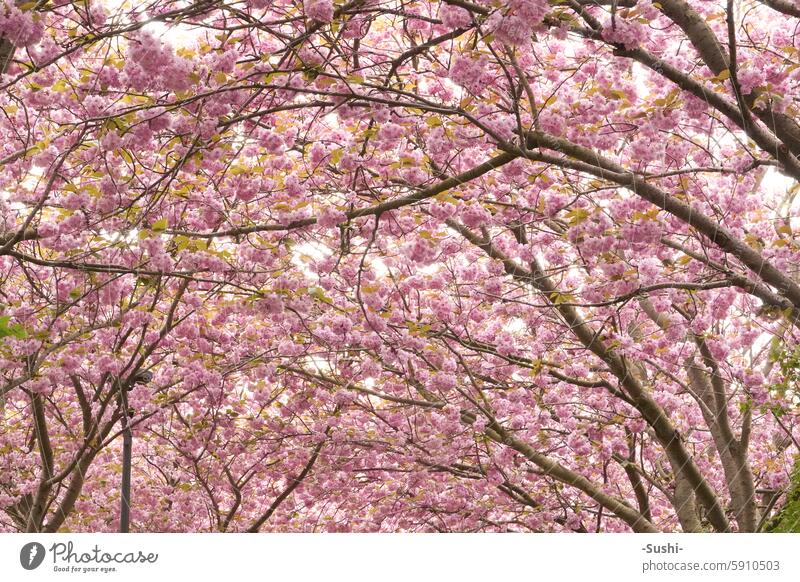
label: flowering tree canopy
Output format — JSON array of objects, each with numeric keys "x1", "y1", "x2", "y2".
[{"x1": 1, "y1": 0, "x2": 800, "y2": 533}]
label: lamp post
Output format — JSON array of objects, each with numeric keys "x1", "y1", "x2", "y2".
[{"x1": 119, "y1": 370, "x2": 152, "y2": 533}]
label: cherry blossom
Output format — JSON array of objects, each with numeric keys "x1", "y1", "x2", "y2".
[{"x1": 0, "y1": 0, "x2": 798, "y2": 535}]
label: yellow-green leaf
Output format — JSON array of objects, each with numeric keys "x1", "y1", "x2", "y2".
[{"x1": 151, "y1": 218, "x2": 168, "y2": 231}]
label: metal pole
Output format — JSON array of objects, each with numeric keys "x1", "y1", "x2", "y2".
[
  {"x1": 119, "y1": 389, "x2": 132, "y2": 533},
  {"x1": 118, "y1": 370, "x2": 151, "y2": 533}
]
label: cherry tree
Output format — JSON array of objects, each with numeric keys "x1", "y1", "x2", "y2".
[{"x1": 1, "y1": 0, "x2": 800, "y2": 532}]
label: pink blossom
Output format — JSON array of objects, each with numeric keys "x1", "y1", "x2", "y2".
[
  {"x1": 0, "y1": 1, "x2": 43, "y2": 47},
  {"x1": 304, "y1": 0, "x2": 334, "y2": 22},
  {"x1": 439, "y1": 4, "x2": 472, "y2": 29},
  {"x1": 378, "y1": 122, "x2": 404, "y2": 143},
  {"x1": 459, "y1": 203, "x2": 491, "y2": 228},
  {"x1": 317, "y1": 206, "x2": 347, "y2": 228},
  {"x1": 448, "y1": 54, "x2": 487, "y2": 94},
  {"x1": 403, "y1": 236, "x2": 438, "y2": 265}
]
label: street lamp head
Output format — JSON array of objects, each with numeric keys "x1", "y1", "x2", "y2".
[{"x1": 131, "y1": 370, "x2": 153, "y2": 387}]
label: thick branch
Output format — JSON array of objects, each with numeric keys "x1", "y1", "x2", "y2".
[
  {"x1": 246, "y1": 440, "x2": 325, "y2": 532},
  {"x1": 450, "y1": 220, "x2": 731, "y2": 532},
  {"x1": 521, "y1": 132, "x2": 800, "y2": 310},
  {"x1": 485, "y1": 419, "x2": 658, "y2": 532},
  {"x1": 758, "y1": 0, "x2": 800, "y2": 16}
]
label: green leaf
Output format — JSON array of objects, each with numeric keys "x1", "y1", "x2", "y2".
[
  {"x1": 118, "y1": 148, "x2": 135, "y2": 164},
  {"x1": 308, "y1": 286, "x2": 332, "y2": 304},
  {"x1": 151, "y1": 218, "x2": 169, "y2": 232},
  {"x1": 0, "y1": 315, "x2": 28, "y2": 339},
  {"x1": 714, "y1": 69, "x2": 731, "y2": 82},
  {"x1": 565, "y1": 207, "x2": 590, "y2": 226},
  {"x1": 765, "y1": 458, "x2": 800, "y2": 532}
]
